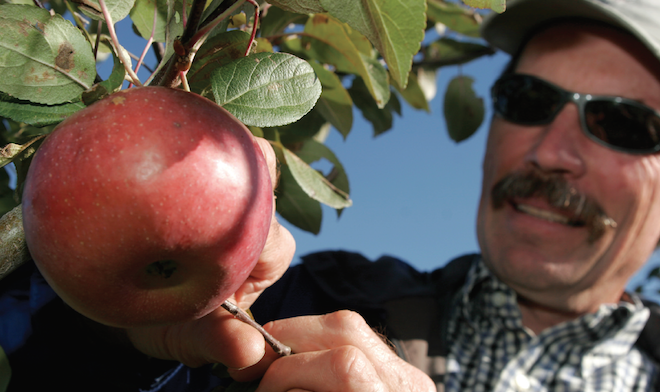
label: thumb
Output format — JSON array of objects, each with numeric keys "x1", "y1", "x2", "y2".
[{"x1": 126, "y1": 305, "x2": 266, "y2": 369}]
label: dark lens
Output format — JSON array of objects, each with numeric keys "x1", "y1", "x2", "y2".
[
  {"x1": 492, "y1": 75, "x2": 566, "y2": 124},
  {"x1": 584, "y1": 100, "x2": 660, "y2": 151}
]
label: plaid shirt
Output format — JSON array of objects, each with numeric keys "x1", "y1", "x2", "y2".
[{"x1": 444, "y1": 258, "x2": 658, "y2": 392}]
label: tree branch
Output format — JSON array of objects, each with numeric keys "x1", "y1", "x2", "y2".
[{"x1": 0, "y1": 205, "x2": 30, "y2": 281}]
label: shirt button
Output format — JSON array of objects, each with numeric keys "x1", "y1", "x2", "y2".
[
  {"x1": 515, "y1": 372, "x2": 530, "y2": 390},
  {"x1": 492, "y1": 292, "x2": 507, "y2": 307}
]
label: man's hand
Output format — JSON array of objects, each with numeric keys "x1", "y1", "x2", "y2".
[
  {"x1": 231, "y1": 311, "x2": 437, "y2": 392},
  {"x1": 125, "y1": 137, "x2": 296, "y2": 369}
]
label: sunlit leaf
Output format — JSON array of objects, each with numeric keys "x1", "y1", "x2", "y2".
[
  {"x1": 275, "y1": 107, "x2": 328, "y2": 145},
  {"x1": 308, "y1": 61, "x2": 353, "y2": 138},
  {"x1": 276, "y1": 159, "x2": 323, "y2": 234},
  {"x1": 348, "y1": 76, "x2": 399, "y2": 136},
  {"x1": 188, "y1": 30, "x2": 251, "y2": 95},
  {"x1": 0, "y1": 4, "x2": 96, "y2": 104},
  {"x1": 130, "y1": 0, "x2": 187, "y2": 42},
  {"x1": 319, "y1": 0, "x2": 426, "y2": 89},
  {"x1": 295, "y1": 139, "x2": 350, "y2": 200},
  {"x1": 80, "y1": 0, "x2": 135, "y2": 22},
  {"x1": 0, "y1": 94, "x2": 85, "y2": 127},
  {"x1": 82, "y1": 43, "x2": 126, "y2": 104},
  {"x1": 392, "y1": 70, "x2": 429, "y2": 112},
  {"x1": 211, "y1": 52, "x2": 321, "y2": 127},
  {"x1": 264, "y1": 0, "x2": 324, "y2": 14},
  {"x1": 283, "y1": 147, "x2": 352, "y2": 209},
  {"x1": 259, "y1": 5, "x2": 308, "y2": 37},
  {"x1": 462, "y1": 0, "x2": 505, "y2": 13},
  {"x1": 444, "y1": 75, "x2": 484, "y2": 142},
  {"x1": 288, "y1": 14, "x2": 389, "y2": 108},
  {"x1": 427, "y1": 0, "x2": 481, "y2": 37},
  {"x1": 424, "y1": 38, "x2": 494, "y2": 67}
]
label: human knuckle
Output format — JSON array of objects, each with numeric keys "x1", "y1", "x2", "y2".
[
  {"x1": 329, "y1": 345, "x2": 370, "y2": 382},
  {"x1": 324, "y1": 310, "x2": 369, "y2": 331}
]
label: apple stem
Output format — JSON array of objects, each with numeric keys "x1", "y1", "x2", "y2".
[{"x1": 221, "y1": 300, "x2": 292, "y2": 357}]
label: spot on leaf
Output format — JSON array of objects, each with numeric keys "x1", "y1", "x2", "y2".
[{"x1": 55, "y1": 42, "x2": 75, "y2": 71}]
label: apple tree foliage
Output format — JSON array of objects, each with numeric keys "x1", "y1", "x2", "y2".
[
  {"x1": 0, "y1": 0, "x2": 499, "y2": 265},
  {"x1": 0, "y1": 0, "x2": 658, "y2": 388}
]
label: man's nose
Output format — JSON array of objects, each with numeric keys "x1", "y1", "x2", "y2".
[{"x1": 524, "y1": 102, "x2": 587, "y2": 177}]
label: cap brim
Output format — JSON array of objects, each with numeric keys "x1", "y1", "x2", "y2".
[{"x1": 481, "y1": 0, "x2": 660, "y2": 61}]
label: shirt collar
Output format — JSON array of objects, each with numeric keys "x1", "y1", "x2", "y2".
[{"x1": 457, "y1": 256, "x2": 649, "y2": 342}]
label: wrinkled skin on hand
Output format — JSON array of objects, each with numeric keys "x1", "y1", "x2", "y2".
[{"x1": 231, "y1": 311, "x2": 436, "y2": 392}]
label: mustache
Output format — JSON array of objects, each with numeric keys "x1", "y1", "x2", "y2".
[{"x1": 491, "y1": 170, "x2": 616, "y2": 243}]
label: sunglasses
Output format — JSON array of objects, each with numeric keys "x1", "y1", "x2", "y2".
[{"x1": 491, "y1": 73, "x2": 660, "y2": 154}]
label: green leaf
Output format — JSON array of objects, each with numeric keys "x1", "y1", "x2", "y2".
[
  {"x1": 283, "y1": 147, "x2": 352, "y2": 209},
  {"x1": 275, "y1": 107, "x2": 328, "y2": 145},
  {"x1": 291, "y1": 14, "x2": 389, "y2": 108},
  {"x1": 462, "y1": 0, "x2": 505, "y2": 13},
  {"x1": 0, "y1": 345, "x2": 10, "y2": 392},
  {"x1": 319, "y1": 0, "x2": 426, "y2": 90},
  {"x1": 143, "y1": 0, "x2": 185, "y2": 85},
  {"x1": 264, "y1": 0, "x2": 324, "y2": 14},
  {"x1": 0, "y1": 94, "x2": 85, "y2": 127},
  {"x1": 276, "y1": 159, "x2": 323, "y2": 234},
  {"x1": 444, "y1": 75, "x2": 484, "y2": 142},
  {"x1": 0, "y1": 4, "x2": 96, "y2": 104},
  {"x1": 130, "y1": 0, "x2": 187, "y2": 42},
  {"x1": 348, "y1": 76, "x2": 399, "y2": 136},
  {"x1": 424, "y1": 38, "x2": 494, "y2": 67},
  {"x1": 427, "y1": 0, "x2": 481, "y2": 37},
  {"x1": 81, "y1": 43, "x2": 126, "y2": 104},
  {"x1": 259, "y1": 5, "x2": 308, "y2": 37},
  {"x1": 308, "y1": 61, "x2": 353, "y2": 138},
  {"x1": 80, "y1": 0, "x2": 135, "y2": 22},
  {"x1": 392, "y1": 70, "x2": 429, "y2": 112},
  {"x1": 211, "y1": 52, "x2": 322, "y2": 127},
  {"x1": 188, "y1": 30, "x2": 251, "y2": 95},
  {"x1": 295, "y1": 139, "x2": 350, "y2": 199}
]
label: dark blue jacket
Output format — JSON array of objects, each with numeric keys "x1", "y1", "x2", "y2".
[{"x1": 1, "y1": 251, "x2": 658, "y2": 391}]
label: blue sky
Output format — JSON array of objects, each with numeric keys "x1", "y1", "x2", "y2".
[{"x1": 103, "y1": 17, "x2": 660, "y2": 301}]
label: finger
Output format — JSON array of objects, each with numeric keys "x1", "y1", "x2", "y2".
[
  {"x1": 258, "y1": 312, "x2": 436, "y2": 392},
  {"x1": 263, "y1": 311, "x2": 392, "y2": 359},
  {"x1": 127, "y1": 305, "x2": 266, "y2": 369},
  {"x1": 255, "y1": 347, "x2": 384, "y2": 392},
  {"x1": 254, "y1": 137, "x2": 278, "y2": 189},
  {"x1": 234, "y1": 219, "x2": 295, "y2": 307}
]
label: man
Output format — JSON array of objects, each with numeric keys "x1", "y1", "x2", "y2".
[
  {"x1": 244, "y1": 0, "x2": 660, "y2": 390},
  {"x1": 2, "y1": 0, "x2": 660, "y2": 391}
]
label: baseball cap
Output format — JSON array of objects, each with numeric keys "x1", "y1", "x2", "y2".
[{"x1": 480, "y1": 0, "x2": 660, "y2": 62}]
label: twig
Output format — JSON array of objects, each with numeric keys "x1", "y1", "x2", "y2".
[
  {"x1": 0, "y1": 205, "x2": 31, "y2": 281},
  {"x1": 93, "y1": 20, "x2": 103, "y2": 60},
  {"x1": 98, "y1": 0, "x2": 143, "y2": 86},
  {"x1": 243, "y1": 0, "x2": 259, "y2": 57},
  {"x1": 130, "y1": 6, "x2": 158, "y2": 88},
  {"x1": 152, "y1": 42, "x2": 165, "y2": 64},
  {"x1": 221, "y1": 300, "x2": 292, "y2": 357}
]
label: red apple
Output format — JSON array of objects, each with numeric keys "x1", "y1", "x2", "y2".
[{"x1": 21, "y1": 87, "x2": 273, "y2": 328}]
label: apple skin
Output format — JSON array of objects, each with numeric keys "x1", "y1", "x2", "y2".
[{"x1": 21, "y1": 87, "x2": 273, "y2": 328}]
